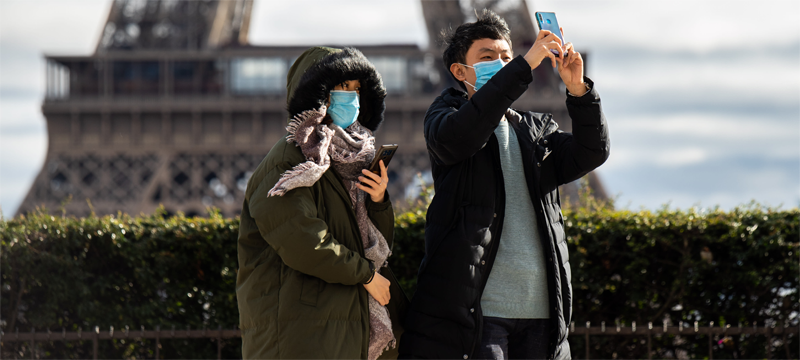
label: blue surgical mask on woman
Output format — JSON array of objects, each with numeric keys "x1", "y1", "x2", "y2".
[
  {"x1": 328, "y1": 90, "x2": 360, "y2": 129},
  {"x1": 459, "y1": 58, "x2": 508, "y2": 91}
]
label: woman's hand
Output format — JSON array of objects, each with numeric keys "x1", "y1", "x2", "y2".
[
  {"x1": 363, "y1": 272, "x2": 391, "y2": 306},
  {"x1": 356, "y1": 160, "x2": 388, "y2": 203}
]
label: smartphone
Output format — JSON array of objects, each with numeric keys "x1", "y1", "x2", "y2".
[
  {"x1": 368, "y1": 144, "x2": 398, "y2": 175},
  {"x1": 534, "y1": 12, "x2": 564, "y2": 56}
]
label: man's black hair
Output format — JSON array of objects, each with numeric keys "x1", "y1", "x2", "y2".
[{"x1": 441, "y1": 9, "x2": 512, "y2": 90}]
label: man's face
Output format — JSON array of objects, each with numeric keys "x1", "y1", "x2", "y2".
[{"x1": 450, "y1": 38, "x2": 513, "y2": 97}]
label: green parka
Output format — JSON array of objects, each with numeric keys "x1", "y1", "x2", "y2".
[{"x1": 236, "y1": 47, "x2": 408, "y2": 359}]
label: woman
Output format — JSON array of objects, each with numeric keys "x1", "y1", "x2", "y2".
[{"x1": 236, "y1": 46, "x2": 408, "y2": 359}]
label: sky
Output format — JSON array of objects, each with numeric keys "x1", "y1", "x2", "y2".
[{"x1": 0, "y1": 0, "x2": 798, "y2": 217}]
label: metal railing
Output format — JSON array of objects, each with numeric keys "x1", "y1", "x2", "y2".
[
  {"x1": 2, "y1": 321, "x2": 797, "y2": 359},
  {"x1": 1, "y1": 325, "x2": 240, "y2": 360},
  {"x1": 569, "y1": 320, "x2": 798, "y2": 359}
]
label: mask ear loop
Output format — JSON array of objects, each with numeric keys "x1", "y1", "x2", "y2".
[{"x1": 458, "y1": 63, "x2": 478, "y2": 92}]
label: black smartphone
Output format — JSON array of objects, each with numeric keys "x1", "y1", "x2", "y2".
[
  {"x1": 368, "y1": 144, "x2": 398, "y2": 175},
  {"x1": 535, "y1": 12, "x2": 564, "y2": 56}
]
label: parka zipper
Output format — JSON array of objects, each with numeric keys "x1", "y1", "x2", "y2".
[
  {"x1": 469, "y1": 133, "x2": 506, "y2": 360},
  {"x1": 529, "y1": 113, "x2": 562, "y2": 357},
  {"x1": 523, "y1": 112, "x2": 562, "y2": 357}
]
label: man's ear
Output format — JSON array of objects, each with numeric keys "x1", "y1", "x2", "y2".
[{"x1": 449, "y1": 63, "x2": 467, "y2": 82}]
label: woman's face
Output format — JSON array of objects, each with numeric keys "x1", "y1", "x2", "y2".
[
  {"x1": 333, "y1": 79, "x2": 361, "y2": 93},
  {"x1": 326, "y1": 79, "x2": 361, "y2": 109},
  {"x1": 324, "y1": 79, "x2": 361, "y2": 124}
]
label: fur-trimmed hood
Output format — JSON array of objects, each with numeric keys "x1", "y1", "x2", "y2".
[{"x1": 286, "y1": 47, "x2": 387, "y2": 132}]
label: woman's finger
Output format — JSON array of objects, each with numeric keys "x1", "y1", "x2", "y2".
[
  {"x1": 379, "y1": 160, "x2": 388, "y2": 185},
  {"x1": 358, "y1": 176, "x2": 381, "y2": 190},
  {"x1": 361, "y1": 168, "x2": 382, "y2": 184},
  {"x1": 355, "y1": 181, "x2": 378, "y2": 196}
]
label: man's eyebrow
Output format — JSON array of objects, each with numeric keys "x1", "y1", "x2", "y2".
[{"x1": 478, "y1": 48, "x2": 512, "y2": 54}]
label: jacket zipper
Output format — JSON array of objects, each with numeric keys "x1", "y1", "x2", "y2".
[
  {"x1": 526, "y1": 112, "x2": 560, "y2": 358},
  {"x1": 469, "y1": 114, "x2": 558, "y2": 359},
  {"x1": 469, "y1": 134, "x2": 505, "y2": 359}
]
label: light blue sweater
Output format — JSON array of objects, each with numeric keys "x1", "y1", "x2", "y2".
[{"x1": 480, "y1": 117, "x2": 550, "y2": 319}]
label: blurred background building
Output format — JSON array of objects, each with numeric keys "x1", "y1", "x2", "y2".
[{"x1": 16, "y1": 0, "x2": 606, "y2": 217}]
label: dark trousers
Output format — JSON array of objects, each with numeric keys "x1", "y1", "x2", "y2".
[{"x1": 474, "y1": 317, "x2": 551, "y2": 360}]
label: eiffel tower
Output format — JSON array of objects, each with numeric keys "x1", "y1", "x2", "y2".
[{"x1": 17, "y1": 0, "x2": 606, "y2": 217}]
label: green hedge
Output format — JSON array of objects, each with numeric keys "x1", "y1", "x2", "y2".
[
  {"x1": 1, "y1": 209, "x2": 240, "y2": 359},
  {"x1": 563, "y1": 198, "x2": 798, "y2": 359},
  {"x1": 2, "y1": 197, "x2": 797, "y2": 359}
]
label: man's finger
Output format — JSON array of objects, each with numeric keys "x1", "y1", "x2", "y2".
[
  {"x1": 545, "y1": 42, "x2": 562, "y2": 58},
  {"x1": 562, "y1": 44, "x2": 573, "y2": 66},
  {"x1": 572, "y1": 51, "x2": 580, "y2": 67},
  {"x1": 544, "y1": 33, "x2": 563, "y2": 47},
  {"x1": 537, "y1": 29, "x2": 552, "y2": 40},
  {"x1": 570, "y1": 51, "x2": 581, "y2": 67}
]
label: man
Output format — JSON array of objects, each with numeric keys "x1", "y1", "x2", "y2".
[{"x1": 399, "y1": 10, "x2": 610, "y2": 360}]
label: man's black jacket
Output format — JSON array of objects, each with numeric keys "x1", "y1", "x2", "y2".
[{"x1": 398, "y1": 56, "x2": 610, "y2": 360}]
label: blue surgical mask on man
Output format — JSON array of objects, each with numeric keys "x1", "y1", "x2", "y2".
[
  {"x1": 328, "y1": 90, "x2": 360, "y2": 129},
  {"x1": 459, "y1": 58, "x2": 508, "y2": 92}
]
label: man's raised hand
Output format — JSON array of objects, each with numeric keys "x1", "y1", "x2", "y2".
[
  {"x1": 523, "y1": 29, "x2": 563, "y2": 70},
  {"x1": 556, "y1": 31, "x2": 587, "y2": 96}
]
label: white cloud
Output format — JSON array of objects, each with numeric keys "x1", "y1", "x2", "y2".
[
  {"x1": 0, "y1": 95, "x2": 48, "y2": 217},
  {"x1": 589, "y1": 48, "x2": 800, "y2": 102},
  {"x1": 657, "y1": 147, "x2": 708, "y2": 167},
  {"x1": 603, "y1": 146, "x2": 708, "y2": 170},
  {"x1": 598, "y1": 159, "x2": 799, "y2": 210},
  {"x1": 0, "y1": 42, "x2": 45, "y2": 94},
  {"x1": 612, "y1": 113, "x2": 798, "y2": 143},
  {"x1": 530, "y1": 0, "x2": 800, "y2": 53},
  {"x1": 0, "y1": 94, "x2": 46, "y2": 130},
  {"x1": 0, "y1": 0, "x2": 110, "y2": 53},
  {"x1": 0, "y1": 130, "x2": 48, "y2": 217}
]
